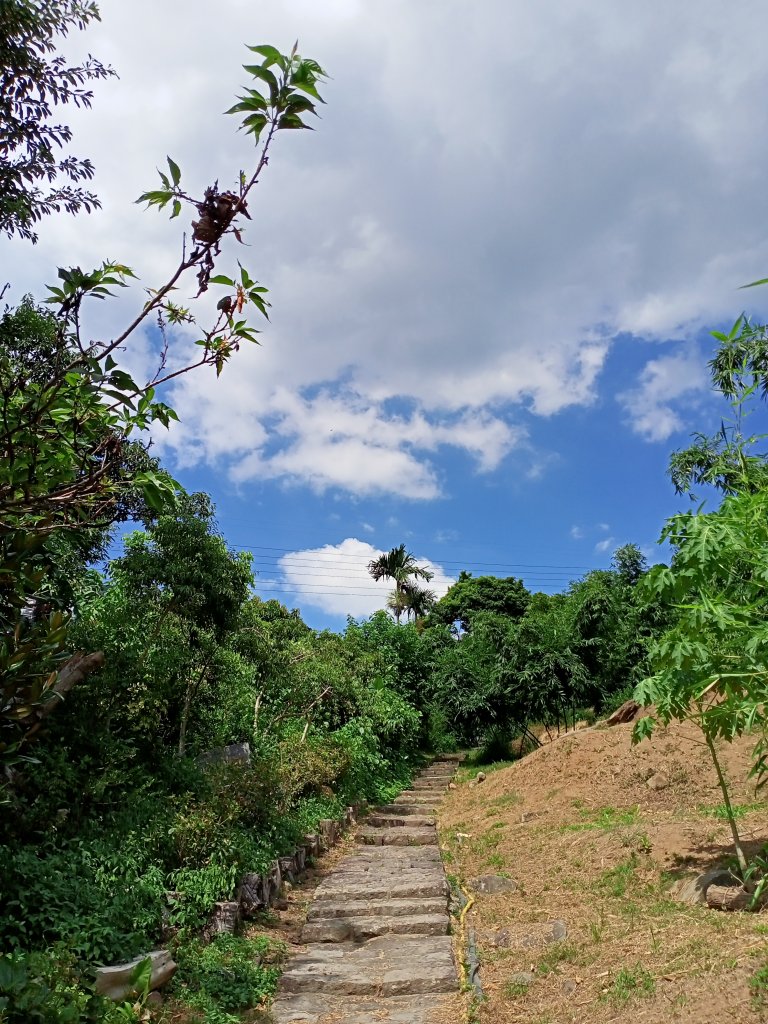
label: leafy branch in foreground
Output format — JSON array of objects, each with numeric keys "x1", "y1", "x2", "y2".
[
  {"x1": 1, "y1": 42, "x2": 326, "y2": 764},
  {"x1": 0, "y1": 0, "x2": 117, "y2": 243}
]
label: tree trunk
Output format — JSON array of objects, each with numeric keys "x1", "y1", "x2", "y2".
[
  {"x1": 704, "y1": 730, "x2": 750, "y2": 880},
  {"x1": 178, "y1": 663, "x2": 208, "y2": 757}
]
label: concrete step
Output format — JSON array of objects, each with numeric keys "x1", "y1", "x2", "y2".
[
  {"x1": 279, "y1": 935, "x2": 458, "y2": 996},
  {"x1": 271, "y1": 991, "x2": 454, "y2": 1024},
  {"x1": 357, "y1": 827, "x2": 436, "y2": 846},
  {"x1": 307, "y1": 897, "x2": 447, "y2": 921},
  {"x1": 366, "y1": 813, "x2": 435, "y2": 828},
  {"x1": 302, "y1": 912, "x2": 449, "y2": 943}
]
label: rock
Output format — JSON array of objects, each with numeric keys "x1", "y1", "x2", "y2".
[
  {"x1": 275, "y1": 898, "x2": 289, "y2": 911},
  {"x1": 197, "y1": 742, "x2": 251, "y2": 767},
  {"x1": 469, "y1": 874, "x2": 517, "y2": 894},
  {"x1": 508, "y1": 972, "x2": 535, "y2": 986},
  {"x1": 146, "y1": 991, "x2": 164, "y2": 1007},
  {"x1": 279, "y1": 854, "x2": 298, "y2": 883},
  {"x1": 605, "y1": 700, "x2": 641, "y2": 726},
  {"x1": 95, "y1": 950, "x2": 176, "y2": 1002},
  {"x1": 646, "y1": 772, "x2": 668, "y2": 791},
  {"x1": 318, "y1": 818, "x2": 338, "y2": 851},
  {"x1": 494, "y1": 929, "x2": 511, "y2": 948},
  {"x1": 561, "y1": 978, "x2": 577, "y2": 996},
  {"x1": 239, "y1": 872, "x2": 266, "y2": 916},
  {"x1": 547, "y1": 920, "x2": 568, "y2": 943},
  {"x1": 672, "y1": 867, "x2": 736, "y2": 906},
  {"x1": 476, "y1": 771, "x2": 486, "y2": 782},
  {"x1": 520, "y1": 811, "x2": 538, "y2": 822},
  {"x1": 448, "y1": 782, "x2": 457, "y2": 790},
  {"x1": 203, "y1": 900, "x2": 239, "y2": 941}
]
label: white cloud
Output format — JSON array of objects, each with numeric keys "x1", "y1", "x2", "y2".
[
  {"x1": 270, "y1": 537, "x2": 454, "y2": 618},
  {"x1": 570, "y1": 525, "x2": 584, "y2": 540},
  {"x1": 163, "y1": 383, "x2": 524, "y2": 499},
  {"x1": 360, "y1": 522, "x2": 375, "y2": 533},
  {"x1": 4, "y1": 1, "x2": 768, "y2": 496},
  {"x1": 595, "y1": 537, "x2": 615, "y2": 553},
  {"x1": 618, "y1": 348, "x2": 709, "y2": 441}
]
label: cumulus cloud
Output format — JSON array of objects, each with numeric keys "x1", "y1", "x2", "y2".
[
  {"x1": 570, "y1": 525, "x2": 584, "y2": 540},
  {"x1": 270, "y1": 537, "x2": 454, "y2": 618},
  {"x1": 618, "y1": 348, "x2": 709, "y2": 441},
  {"x1": 4, "y1": 0, "x2": 768, "y2": 498}
]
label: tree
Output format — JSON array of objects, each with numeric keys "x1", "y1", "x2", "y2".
[
  {"x1": 1, "y1": 41, "x2": 327, "y2": 764},
  {"x1": 634, "y1": 488, "x2": 768, "y2": 878},
  {"x1": 368, "y1": 545, "x2": 434, "y2": 624},
  {"x1": 428, "y1": 571, "x2": 530, "y2": 632},
  {"x1": 1, "y1": 0, "x2": 117, "y2": 242}
]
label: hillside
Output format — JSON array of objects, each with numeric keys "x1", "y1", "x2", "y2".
[{"x1": 437, "y1": 720, "x2": 768, "y2": 1024}]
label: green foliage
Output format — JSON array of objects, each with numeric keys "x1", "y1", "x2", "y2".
[
  {"x1": 0, "y1": 948, "x2": 137, "y2": 1023},
  {"x1": 428, "y1": 571, "x2": 530, "y2": 631},
  {"x1": 171, "y1": 935, "x2": 284, "y2": 1022}
]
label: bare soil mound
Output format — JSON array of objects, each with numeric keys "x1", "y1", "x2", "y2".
[{"x1": 437, "y1": 719, "x2": 768, "y2": 1024}]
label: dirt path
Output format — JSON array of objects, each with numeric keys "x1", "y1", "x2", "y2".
[{"x1": 271, "y1": 759, "x2": 461, "y2": 1024}]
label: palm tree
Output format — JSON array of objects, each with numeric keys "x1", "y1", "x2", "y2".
[
  {"x1": 368, "y1": 543, "x2": 434, "y2": 624},
  {"x1": 402, "y1": 584, "x2": 437, "y2": 623}
]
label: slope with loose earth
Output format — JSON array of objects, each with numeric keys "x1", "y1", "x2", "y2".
[{"x1": 437, "y1": 719, "x2": 768, "y2": 1024}]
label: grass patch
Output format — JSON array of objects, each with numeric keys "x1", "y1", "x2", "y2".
[
  {"x1": 699, "y1": 801, "x2": 764, "y2": 820},
  {"x1": 750, "y1": 960, "x2": 768, "y2": 1011},
  {"x1": 563, "y1": 805, "x2": 641, "y2": 832},
  {"x1": 595, "y1": 854, "x2": 638, "y2": 898},
  {"x1": 601, "y1": 963, "x2": 655, "y2": 1005},
  {"x1": 536, "y1": 941, "x2": 581, "y2": 976}
]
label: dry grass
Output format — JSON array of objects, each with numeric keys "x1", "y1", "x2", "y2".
[{"x1": 438, "y1": 720, "x2": 768, "y2": 1024}]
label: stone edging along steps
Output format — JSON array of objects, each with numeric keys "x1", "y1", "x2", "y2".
[{"x1": 270, "y1": 757, "x2": 462, "y2": 1024}]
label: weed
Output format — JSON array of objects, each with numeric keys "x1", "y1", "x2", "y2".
[
  {"x1": 485, "y1": 853, "x2": 505, "y2": 869},
  {"x1": 589, "y1": 910, "x2": 606, "y2": 944},
  {"x1": 536, "y1": 942, "x2": 581, "y2": 976},
  {"x1": 503, "y1": 979, "x2": 531, "y2": 998},
  {"x1": 750, "y1": 960, "x2": 768, "y2": 1011},
  {"x1": 595, "y1": 854, "x2": 638, "y2": 898},
  {"x1": 700, "y1": 801, "x2": 763, "y2": 820},
  {"x1": 601, "y1": 963, "x2": 655, "y2": 1005},
  {"x1": 490, "y1": 792, "x2": 522, "y2": 809},
  {"x1": 563, "y1": 805, "x2": 640, "y2": 832}
]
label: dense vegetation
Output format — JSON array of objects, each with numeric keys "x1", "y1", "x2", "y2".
[{"x1": 3, "y1": 4, "x2": 768, "y2": 1022}]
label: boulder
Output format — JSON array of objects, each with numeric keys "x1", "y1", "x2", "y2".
[{"x1": 95, "y1": 950, "x2": 176, "y2": 1002}]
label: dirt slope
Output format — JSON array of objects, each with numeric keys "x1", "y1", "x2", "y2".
[{"x1": 437, "y1": 720, "x2": 768, "y2": 1024}]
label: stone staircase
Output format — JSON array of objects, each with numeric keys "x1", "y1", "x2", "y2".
[{"x1": 271, "y1": 758, "x2": 461, "y2": 1024}]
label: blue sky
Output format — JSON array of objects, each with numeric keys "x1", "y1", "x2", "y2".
[{"x1": 5, "y1": 1, "x2": 768, "y2": 630}]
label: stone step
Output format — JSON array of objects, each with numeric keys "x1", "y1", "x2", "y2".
[
  {"x1": 312, "y1": 878, "x2": 448, "y2": 901},
  {"x1": 271, "y1": 991, "x2": 454, "y2": 1024},
  {"x1": 366, "y1": 813, "x2": 435, "y2": 828},
  {"x1": 376, "y1": 802, "x2": 437, "y2": 816},
  {"x1": 410, "y1": 780, "x2": 449, "y2": 790},
  {"x1": 278, "y1": 935, "x2": 458, "y2": 996},
  {"x1": 393, "y1": 792, "x2": 440, "y2": 804},
  {"x1": 357, "y1": 827, "x2": 436, "y2": 846},
  {"x1": 307, "y1": 897, "x2": 447, "y2": 921},
  {"x1": 302, "y1": 912, "x2": 449, "y2": 943}
]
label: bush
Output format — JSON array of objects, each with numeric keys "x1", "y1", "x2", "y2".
[
  {"x1": 0, "y1": 949, "x2": 133, "y2": 1023},
  {"x1": 171, "y1": 934, "x2": 285, "y2": 1021}
]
